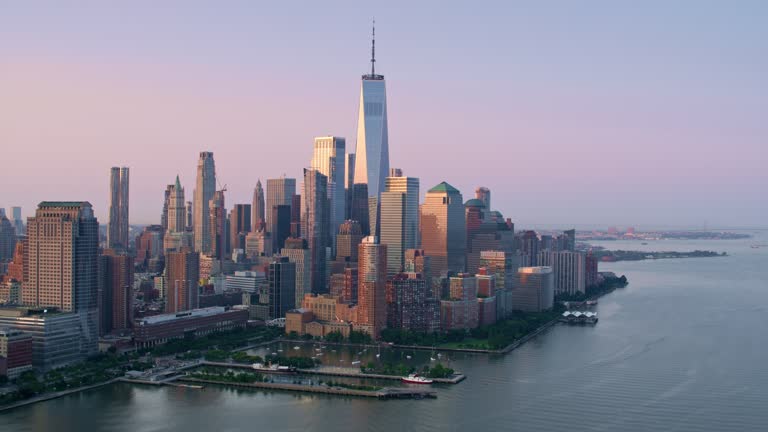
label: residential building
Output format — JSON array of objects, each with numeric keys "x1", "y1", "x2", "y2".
[
  {"x1": 268, "y1": 257, "x2": 296, "y2": 319},
  {"x1": 511, "y1": 267, "x2": 554, "y2": 312},
  {"x1": 165, "y1": 250, "x2": 200, "y2": 313},
  {"x1": 303, "y1": 169, "x2": 330, "y2": 294},
  {"x1": 385, "y1": 273, "x2": 439, "y2": 333},
  {"x1": 0, "y1": 327, "x2": 33, "y2": 378},
  {"x1": 356, "y1": 236, "x2": 386, "y2": 338},
  {"x1": 107, "y1": 167, "x2": 129, "y2": 250}
]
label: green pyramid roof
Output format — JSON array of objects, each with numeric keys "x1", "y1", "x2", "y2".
[{"x1": 429, "y1": 182, "x2": 460, "y2": 194}]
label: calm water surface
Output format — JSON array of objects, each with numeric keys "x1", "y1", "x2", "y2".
[{"x1": 3, "y1": 232, "x2": 767, "y2": 432}]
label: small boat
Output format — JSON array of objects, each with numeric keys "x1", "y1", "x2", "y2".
[
  {"x1": 375, "y1": 354, "x2": 381, "y2": 358},
  {"x1": 437, "y1": 353, "x2": 442, "y2": 358},
  {"x1": 430, "y1": 357, "x2": 436, "y2": 361},
  {"x1": 271, "y1": 352, "x2": 277, "y2": 356},
  {"x1": 277, "y1": 349, "x2": 283, "y2": 352},
  {"x1": 401, "y1": 374, "x2": 433, "y2": 384},
  {"x1": 293, "y1": 346, "x2": 300, "y2": 350},
  {"x1": 351, "y1": 360, "x2": 361, "y2": 365},
  {"x1": 406, "y1": 355, "x2": 412, "y2": 360}
]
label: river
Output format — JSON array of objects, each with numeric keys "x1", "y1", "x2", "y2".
[{"x1": 2, "y1": 231, "x2": 767, "y2": 431}]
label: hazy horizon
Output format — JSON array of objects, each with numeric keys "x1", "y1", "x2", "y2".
[{"x1": 2, "y1": 1, "x2": 766, "y2": 227}]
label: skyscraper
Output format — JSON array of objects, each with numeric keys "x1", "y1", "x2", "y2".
[
  {"x1": 311, "y1": 136, "x2": 346, "y2": 241},
  {"x1": 167, "y1": 175, "x2": 186, "y2": 233},
  {"x1": 271, "y1": 205, "x2": 291, "y2": 252},
  {"x1": 336, "y1": 220, "x2": 364, "y2": 262},
  {"x1": 193, "y1": 152, "x2": 216, "y2": 254},
  {"x1": 354, "y1": 24, "x2": 390, "y2": 235},
  {"x1": 230, "y1": 204, "x2": 252, "y2": 251},
  {"x1": 344, "y1": 153, "x2": 356, "y2": 220},
  {"x1": 511, "y1": 267, "x2": 554, "y2": 312},
  {"x1": 386, "y1": 273, "x2": 440, "y2": 333},
  {"x1": 251, "y1": 180, "x2": 265, "y2": 232},
  {"x1": 420, "y1": 182, "x2": 466, "y2": 278},
  {"x1": 98, "y1": 249, "x2": 134, "y2": 335},
  {"x1": 23, "y1": 202, "x2": 99, "y2": 355},
  {"x1": 268, "y1": 256, "x2": 296, "y2": 319},
  {"x1": 266, "y1": 177, "x2": 296, "y2": 237},
  {"x1": 165, "y1": 249, "x2": 200, "y2": 313},
  {"x1": 107, "y1": 167, "x2": 129, "y2": 250},
  {"x1": 0, "y1": 215, "x2": 15, "y2": 263},
  {"x1": 208, "y1": 190, "x2": 226, "y2": 263},
  {"x1": 11, "y1": 207, "x2": 23, "y2": 236},
  {"x1": 380, "y1": 174, "x2": 419, "y2": 274},
  {"x1": 281, "y1": 239, "x2": 311, "y2": 308},
  {"x1": 356, "y1": 236, "x2": 387, "y2": 338},
  {"x1": 302, "y1": 169, "x2": 330, "y2": 294}
]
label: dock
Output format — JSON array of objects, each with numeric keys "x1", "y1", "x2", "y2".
[
  {"x1": 200, "y1": 361, "x2": 465, "y2": 384},
  {"x1": 177, "y1": 377, "x2": 436, "y2": 399}
]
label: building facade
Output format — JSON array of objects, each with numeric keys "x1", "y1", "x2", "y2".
[
  {"x1": 380, "y1": 175, "x2": 419, "y2": 274},
  {"x1": 193, "y1": 152, "x2": 216, "y2": 254},
  {"x1": 356, "y1": 236, "x2": 387, "y2": 338},
  {"x1": 107, "y1": 167, "x2": 130, "y2": 250},
  {"x1": 421, "y1": 182, "x2": 466, "y2": 279}
]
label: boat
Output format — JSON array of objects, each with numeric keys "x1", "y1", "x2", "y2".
[
  {"x1": 293, "y1": 346, "x2": 300, "y2": 350},
  {"x1": 271, "y1": 352, "x2": 277, "y2": 356},
  {"x1": 406, "y1": 355, "x2": 412, "y2": 360},
  {"x1": 401, "y1": 374, "x2": 433, "y2": 384},
  {"x1": 351, "y1": 360, "x2": 361, "y2": 365}
]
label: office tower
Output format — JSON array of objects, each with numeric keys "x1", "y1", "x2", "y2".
[
  {"x1": 271, "y1": 205, "x2": 291, "y2": 252},
  {"x1": 165, "y1": 250, "x2": 200, "y2": 313},
  {"x1": 208, "y1": 190, "x2": 226, "y2": 264},
  {"x1": 230, "y1": 204, "x2": 252, "y2": 251},
  {"x1": 356, "y1": 236, "x2": 387, "y2": 338},
  {"x1": 282, "y1": 238, "x2": 311, "y2": 306},
  {"x1": 343, "y1": 267, "x2": 359, "y2": 303},
  {"x1": 479, "y1": 250, "x2": 518, "y2": 290},
  {"x1": 519, "y1": 230, "x2": 540, "y2": 266},
  {"x1": 380, "y1": 175, "x2": 419, "y2": 274},
  {"x1": 251, "y1": 180, "x2": 265, "y2": 232},
  {"x1": 98, "y1": 249, "x2": 134, "y2": 335},
  {"x1": 586, "y1": 251, "x2": 598, "y2": 288},
  {"x1": 136, "y1": 225, "x2": 164, "y2": 270},
  {"x1": 345, "y1": 154, "x2": 356, "y2": 220},
  {"x1": 475, "y1": 186, "x2": 491, "y2": 209},
  {"x1": 23, "y1": 202, "x2": 99, "y2": 355},
  {"x1": 386, "y1": 273, "x2": 440, "y2": 333},
  {"x1": 354, "y1": 24, "x2": 390, "y2": 203},
  {"x1": 193, "y1": 152, "x2": 216, "y2": 254},
  {"x1": 268, "y1": 256, "x2": 296, "y2": 319},
  {"x1": 290, "y1": 194, "x2": 301, "y2": 238},
  {"x1": 563, "y1": 229, "x2": 576, "y2": 251},
  {"x1": 465, "y1": 198, "x2": 485, "y2": 249},
  {"x1": 161, "y1": 184, "x2": 173, "y2": 232},
  {"x1": 440, "y1": 274, "x2": 479, "y2": 330},
  {"x1": 464, "y1": 203, "x2": 515, "y2": 274},
  {"x1": 0, "y1": 328, "x2": 33, "y2": 379},
  {"x1": 421, "y1": 182, "x2": 466, "y2": 278},
  {"x1": 303, "y1": 169, "x2": 330, "y2": 294},
  {"x1": 311, "y1": 136, "x2": 346, "y2": 240},
  {"x1": 511, "y1": 267, "x2": 554, "y2": 312},
  {"x1": 11, "y1": 207, "x2": 23, "y2": 236},
  {"x1": 351, "y1": 183, "x2": 370, "y2": 235},
  {"x1": 185, "y1": 201, "x2": 193, "y2": 230},
  {"x1": 167, "y1": 176, "x2": 186, "y2": 233},
  {"x1": 537, "y1": 250, "x2": 586, "y2": 296},
  {"x1": 5, "y1": 240, "x2": 26, "y2": 283},
  {"x1": 245, "y1": 230, "x2": 272, "y2": 258},
  {"x1": 265, "y1": 177, "x2": 296, "y2": 235},
  {"x1": 404, "y1": 249, "x2": 430, "y2": 275},
  {"x1": 336, "y1": 220, "x2": 363, "y2": 262},
  {"x1": 107, "y1": 167, "x2": 130, "y2": 250},
  {"x1": 0, "y1": 215, "x2": 15, "y2": 263}
]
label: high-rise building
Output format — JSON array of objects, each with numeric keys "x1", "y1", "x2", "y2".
[
  {"x1": 251, "y1": 180, "x2": 265, "y2": 232},
  {"x1": 0, "y1": 215, "x2": 15, "y2": 263},
  {"x1": 356, "y1": 236, "x2": 387, "y2": 338},
  {"x1": 519, "y1": 230, "x2": 540, "y2": 266},
  {"x1": 165, "y1": 250, "x2": 200, "y2": 313},
  {"x1": 311, "y1": 136, "x2": 346, "y2": 241},
  {"x1": 245, "y1": 230, "x2": 272, "y2": 259},
  {"x1": 266, "y1": 177, "x2": 296, "y2": 235},
  {"x1": 0, "y1": 328, "x2": 33, "y2": 379},
  {"x1": 440, "y1": 274, "x2": 479, "y2": 330},
  {"x1": 4, "y1": 240, "x2": 26, "y2": 284},
  {"x1": 11, "y1": 207, "x2": 24, "y2": 236},
  {"x1": 193, "y1": 152, "x2": 216, "y2": 254},
  {"x1": 586, "y1": 251, "x2": 598, "y2": 288},
  {"x1": 380, "y1": 175, "x2": 419, "y2": 274},
  {"x1": 336, "y1": 220, "x2": 364, "y2": 262},
  {"x1": 475, "y1": 187, "x2": 491, "y2": 214},
  {"x1": 537, "y1": 250, "x2": 586, "y2": 296},
  {"x1": 107, "y1": 167, "x2": 130, "y2": 250},
  {"x1": 386, "y1": 273, "x2": 440, "y2": 333},
  {"x1": 136, "y1": 225, "x2": 165, "y2": 270},
  {"x1": 290, "y1": 194, "x2": 302, "y2": 238},
  {"x1": 344, "y1": 154, "x2": 356, "y2": 220},
  {"x1": 354, "y1": 24, "x2": 390, "y2": 204},
  {"x1": 479, "y1": 250, "x2": 517, "y2": 291},
  {"x1": 303, "y1": 169, "x2": 330, "y2": 294},
  {"x1": 23, "y1": 202, "x2": 99, "y2": 356},
  {"x1": 281, "y1": 240, "x2": 311, "y2": 308},
  {"x1": 185, "y1": 201, "x2": 193, "y2": 230},
  {"x1": 350, "y1": 183, "x2": 370, "y2": 235},
  {"x1": 421, "y1": 182, "x2": 466, "y2": 279},
  {"x1": 98, "y1": 249, "x2": 134, "y2": 335},
  {"x1": 511, "y1": 267, "x2": 554, "y2": 312},
  {"x1": 167, "y1": 175, "x2": 186, "y2": 233},
  {"x1": 268, "y1": 256, "x2": 296, "y2": 319},
  {"x1": 271, "y1": 205, "x2": 291, "y2": 252},
  {"x1": 230, "y1": 204, "x2": 252, "y2": 251},
  {"x1": 208, "y1": 190, "x2": 226, "y2": 263}
]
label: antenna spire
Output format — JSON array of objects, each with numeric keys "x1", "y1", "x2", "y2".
[{"x1": 370, "y1": 19, "x2": 376, "y2": 75}]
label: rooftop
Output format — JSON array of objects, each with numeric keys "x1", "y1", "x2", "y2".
[
  {"x1": 38, "y1": 201, "x2": 91, "y2": 208},
  {"x1": 429, "y1": 182, "x2": 460, "y2": 194},
  {"x1": 464, "y1": 198, "x2": 485, "y2": 207}
]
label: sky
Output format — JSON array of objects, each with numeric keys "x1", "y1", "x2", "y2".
[{"x1": 1, "y1": 1, "x2": 766, "y2": 229}]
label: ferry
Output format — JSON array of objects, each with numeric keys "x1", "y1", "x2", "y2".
[{"x1": 401, "y1": 374, "x2": 433, "y2": 384}]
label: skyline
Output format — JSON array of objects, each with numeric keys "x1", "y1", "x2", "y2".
[{"x1": 1, "y1": 2, "x2": 766, "y2": 228}]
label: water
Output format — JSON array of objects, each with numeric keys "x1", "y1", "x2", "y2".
[{"x1": 3, "y1": 232, "x2": 767, "y2": 431}]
